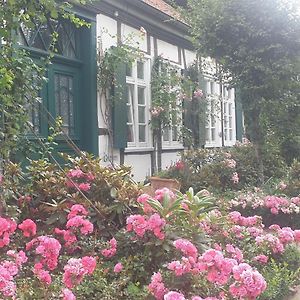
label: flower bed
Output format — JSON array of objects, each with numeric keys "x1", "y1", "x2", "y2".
[{"x1": 1, "y1": 155, "x2": 300, "y2": 299}]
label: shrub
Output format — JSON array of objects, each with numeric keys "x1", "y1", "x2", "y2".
[{"x1": 1, "y1": 154, "x2": 141, "y2": 235}]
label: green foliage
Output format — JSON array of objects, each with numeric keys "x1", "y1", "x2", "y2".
[
  {"x1": 259, "y1": 259, "x2": 300, "y2": 300},
  {"x1": 285, "y1": 160, "x2": 300, "y2": 196}
]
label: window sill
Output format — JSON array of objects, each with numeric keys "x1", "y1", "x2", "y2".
[{"x1": 124, "y1": 147, "x2": 154, "y2": 153}]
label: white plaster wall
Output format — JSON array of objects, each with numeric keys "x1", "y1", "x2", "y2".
[
  {"x1": 120, "y1": 24, "x2": 148, "y2": 52},
  {"x1": 161, "y1": 152, "x2": 181, "y2": 170},
  {"x1": 124, "y1": 154, "x2": 152, "y2": 182},
  {"x1": 157, "y1": 39, "x2": 179, "y2": 63},
  {"x1": 184, "y1": 49, "x2": 197, "y2": 67},
  {"x1": 97, "y1": 14, "x2": 118, "y2": 51}
]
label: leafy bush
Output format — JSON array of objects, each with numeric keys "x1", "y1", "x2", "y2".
[
  {"x1": 1, "y1": 154, "x2": 141, "y2": 235},
  {"x1": 259, "y1": 259, "x2": 300, "y2": 300}
]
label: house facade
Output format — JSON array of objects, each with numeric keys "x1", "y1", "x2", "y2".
[{"x1": 20, "y1": 0, "x2": 243, "y2": 181}]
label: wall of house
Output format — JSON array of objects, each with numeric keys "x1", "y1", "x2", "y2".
[
  {"x1": 96, "y1": 9, "x2": 238, "y2": 182},
  {"x1": 96, "y1": 12, "x2": 194, "y2": 182}
]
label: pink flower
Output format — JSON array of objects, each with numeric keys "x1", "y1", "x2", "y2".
[
  {"x1": 155, "y1": 188, "x2": 175, "y2": 202},
  {"x1": 67, "y1": 204, "x2": 88, "y2": 219},
  {"x1": 66, "y1": 216, "x2": 93, "y2": 235},
  {"x1": 33, "y1": 263, "x2": 52, "y2": 285},
  {"x1": 164, "y1": 291, "x2": 186, "y2": 300},
  {"x1": 113, "y1": 262, "x2": 123, "y2": 273},
  {"x1": 126, "y1": 215, "x2": 148, "y2": 237},
  {"x1": 148, "y1": 272, "x2": 168, "y2": 300},
  {"x1": 101, "y1": 238, "x2": 117, "y2": 258},
  {"x1": 193, "y1": 89, "x2": 204, "y2": 98},
  {"x1": 0, "y1": 217, "x2": 17, "y2": 248},
  {"x1": 224, "y1": 159, "x2": 236, "y2": 169},
  {"x1": 67, "y1": 169, "x2": 84, "y2": 178},
  {"x1": 137, "y1": 193, "x2": 154, "y2": 213},
  {"x1": 18, "y1": 219, "x2": 37, "y2": 237},
  {"x1": 253, "y1": 255, "x2": 268, "y2": 264},
  {"x1": 62, "y1": 288, "x2": 76, "y2": 300},
  {"x1": 78, "y1": 182, "x2": 91, "y2": 192},
  {"x1": 63, "y1": 257, "x2": 96, "y2": 289},
  {"x1": 294, "y1": 230, "x2": 300, "y2": 242},
  {"x1": 173, "y1": 239, "x2": 198, "y2": 259},
  {"x1": 81, "y1": 256, "x2": 97, "y2": 274}
]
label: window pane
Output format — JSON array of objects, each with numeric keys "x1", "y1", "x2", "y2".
[
  {"x1": 229, "y1": 103, "x2": 232, "y2": 116},
  {"x1": 137, "y1": 61, "x2": 144, "y2": 79},
  {"x1": 210, "y1": 82, "x2": 214, "y2": 94},
  {"x1": 229, "y1": 129, "x2": 233, "y2": 141},
  {"x1": 163, "y1": 127, "x2": 170, "y2": 141},
  {"x1": 139, "y1": 125, "x2": 146, "y2": 142},
  {"x1": 54, "y1": 73, "x2": 75, "y2": 135},
  {"x1": 211, "y1": 128, "x2": 216, "y2": 141},
  {"x1": 205, "y1": 128, "x2": 210, "y2": 141},
  {"x1": 138, "y1": 87, "x2": 145, "y2": 104},
  {"x1": 126, "y1": 63, "x2": 132, "y2": 77},
  {"x1": 138, "y1": 107, "x2": 145, "y2": 123},
  {"x1": 127, "y1": 125, "x2": 134, "y2": 142}
]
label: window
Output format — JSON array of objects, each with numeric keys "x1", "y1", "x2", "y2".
[
  {"x1": 126, "y1": 59, "x2": 151, "y2": 148},
  {"x1": 222, "y1": 86, "x2": 236, "y2": 146},
  {"x1": 161, "y1": 66, "x2": 183, "y2": 148},
  {"x1": 205, "y1": 81, "x2": 221, "y2": 146}
]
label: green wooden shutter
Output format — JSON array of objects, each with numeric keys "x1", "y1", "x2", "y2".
[
  {"x1": 112, "y1": 63, "x2": 127, "y2": 149},
  {"x1": 235, "y1": 88, "x2": 244, "y2": 141},
  {"x1": 198, "y1": 73, "x2": 207, "y2": 147}
]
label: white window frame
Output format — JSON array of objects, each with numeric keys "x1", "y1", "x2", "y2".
[
  {"x1": 205, "y1": 80, "x2": 222, "y2": 148},
  {"x1": 161, "y1": 63, "x2": 184, "y2": 149},
  {"x1": 125, "y1": 58, "x2": 152, "y2": 150},
  {"x1": 222, "y1": 86, "x2": 236, "y2": 146}
]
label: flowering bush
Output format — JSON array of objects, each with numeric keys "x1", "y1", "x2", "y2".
[
  {"x1": 1, "y1": 158, "x2": 300, "y2": 300},
  {"x1": 229, "y1": 189, "x2": 300, "y2": 229},
  {"x1": 1, "y1": 154, "x2": 140, "y2": 235}
]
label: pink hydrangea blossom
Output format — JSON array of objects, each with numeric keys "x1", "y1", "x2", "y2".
[
  {"x1": 137, "y1": 193, "x2": 154, "y2": 213},
  {"x1": 33, "y1": 263, "x2": 52, "y2": 285},
  {"x1": 173, "y1": 239, "x2": 198, "y2": 259},
  {"x1": 230, "y1": 263, "x2": 267, "y2": 298},
  {"x1": 253, "y1": 255, "x2": 268, "y2": 264},
  {"x1": 154, "y1": 188, "x2": 175, "y2": 202},
  {"x1": 101, "y1": 238, "x2": 117, "y2": 258},
  {"x1": 66, "y1": 216, "x2": 93, "y2": 235},
  {"x1": 113, "y1": 262, "x2": 123, "y2": 273},
  {"x1": 148, "y1": 272, "x2": 168, "y2": 300},
  {"x1": 62, "y1": 288, "x2": 76, "y2": 300},
  {"x1": 26, "y1": 236, "x2": 61, "y2": 270},
  {"x1": 67, "y1": 204, "x2": 88, "y2": 219},
  {"x1": 18, "y1": 219, "x2": 37, "y2": 237},
  {"x1": 0, "y1": 217, "x2": 17, "y2": 248},
  {"x1": 164, "y1": 291, "x2": 186, "y2": 300},
  {"x1": 63, "y1": 256, "x2": 97, "y2": 288}
]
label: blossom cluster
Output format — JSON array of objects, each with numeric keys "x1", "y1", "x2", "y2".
[
  {"x1": 66, "y1": 168, "x2": 95, "y2": 192},
  {"x1": 55, "y1": 204, "x2": 93, "y2": 249},
  {"x1": 230, "y1": 191, "x2": 300, "y2": 215},
  {"x1": 151, "y1": 239, "x2": 267, "y2": 300},
  {"x1": 0, "y1": 217, "x2": 17, "y2": 248},
  {"x1": 101, "y1": 237, "x2": 117, "y2": 258},
  {"x1": 63, "y1": 256, "x2": 97, "y2": 289},
  {"x1": 0, "y1": 250, "x2": 27, "y2": 297},
  {"x1": 126, "y1": 213, "x2": 166, "y2": 240}
]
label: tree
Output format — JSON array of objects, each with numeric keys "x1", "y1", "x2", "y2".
[{"x1": 182, "y1": 0, "x2": 300, "y2": 182}]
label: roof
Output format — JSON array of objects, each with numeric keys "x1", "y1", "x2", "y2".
[{"x1": 141, "y1": 0, "x2": 181, "y2": 20}]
